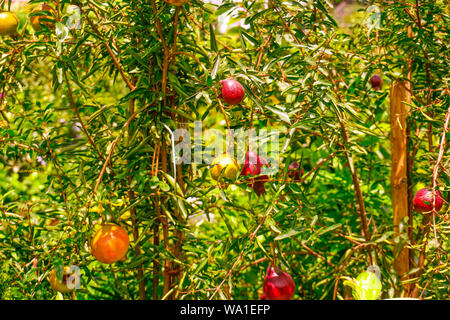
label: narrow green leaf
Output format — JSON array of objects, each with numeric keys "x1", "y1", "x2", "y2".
[
  {"x1": 210, "y1": 24, "x2": 218, "y2": 52},
  {"x1": 274, "y1": 227, "x2": 304, "y2": 240},
  {"x1": 211, "y1": 55, "x2": 221, "y2": 80},
  {"x1": 263, "y1": 105, "x2": 291, "y2": 124}
]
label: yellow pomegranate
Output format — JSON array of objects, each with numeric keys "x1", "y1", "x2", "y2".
[
  {"x1": 48, "y1": 267, "x2": 78, "y2": 293},
  {"x1": 210, "y1": 153, "x2": 240, "y2": 182},
  {"x1": 0, "y1": 12, "x2": 18, "y2": 36}
]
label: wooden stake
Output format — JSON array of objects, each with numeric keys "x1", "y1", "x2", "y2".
[
  {"x1": 405, "y1": 25, "x2": 415, "y2": 284},
  {"x1": 390, "y1": 81, "x2": 411, "y2": 291}
]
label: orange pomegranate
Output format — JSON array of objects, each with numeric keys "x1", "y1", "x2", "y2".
[
  {"x1": 163, "y1": 0, "x2": 190, "y2": 6},
  {"x1": 30, "y1": 3, "x2": 56, "y2": 31},
  {"x1": 91, "y1": 223, "x2": 130, "y2": 264}
]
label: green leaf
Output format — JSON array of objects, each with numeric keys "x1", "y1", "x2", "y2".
[
  {"x1": 317, "y1": 223, "x2": 342, "y2": 236},
  {"x1": 211, "y1": 55, "x2": 221, "y2": 80},
  {"x1": 263, "y1": 105, "x2": 291, "y2": 124},
  {"x1": 274, "y1": 227, "x2": 304, "y2": 240},
  {"x1": 206, "y1": 75, "x2": 213, "y2": 87},
  {"x1": 241, "y1": 30, "x2": 259, "y2": 46},
  {"x1": 210, "y1": 24, "x2": 218, "y2": 52}
]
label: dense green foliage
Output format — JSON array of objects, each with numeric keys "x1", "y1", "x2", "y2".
[{"x1": 0, "y1": 0, "x2": 448, "y2": 300}]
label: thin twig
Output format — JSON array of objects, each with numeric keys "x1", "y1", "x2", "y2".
[
  {"x1": 86, "y1": 112, "x2": 137, "y2": 209},
  {"x1": 210, "y1": 205, "x2": 277, "y2": 300},
  {"x1": 63, "y1": 70, "x2": 106, "y2": 161},
  {"x1": 75, "y1": 1, "x2": 136, "y2": 91}
]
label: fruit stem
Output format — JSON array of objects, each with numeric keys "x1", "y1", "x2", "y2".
[{"x1": 216, "y1": 88, "x2": 231, "y2": 131}]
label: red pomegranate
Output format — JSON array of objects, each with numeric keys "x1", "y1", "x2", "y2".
[
  {"x1": 220, "y1": 78, "x2": 245, "y2": 105},
  {"x1": 241, "y1": 151, "x2": 267, "y2": 177},
  {"x1": 241, "y1": 151, "x2": 270, "y2": 196},
  {"x1": 413, "y1": 187, "x2": 444, "y2": 214},
  {"x1": 263, "y1": 265, "x2": 295, "y2": 300},
  {"x1": 370, "y1": 74, "x2": 382, "y2": 90}
]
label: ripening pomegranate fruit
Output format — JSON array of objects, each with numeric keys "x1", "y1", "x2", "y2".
[
  {"x1": 49, "y1": 266, "x2": 77, "y2": 293},
  {"x1": 370, "y1": 74, "x2": 382, "y2": 90},
  {"x1": 220, "y1": 78, "x2": 245, "y2": 105},
  {"x1": 252, "y1": 175, "x2": 269, "y2": 196},
  {"x1": 241, "y1": 151, "x2": 270, "y2": 196},
  {"x1": 0, "y1": 12, "x2": 18, "y2": 36},
  {"x1": 287, "y1": 160, "x2": 304, "y2": 181},
  {"x1": 240, "y1": 151, "x2": 267, "y2": 177},
  {"x1": 91, "y1": 223, "x2": 130, "y2": 264},
  {"x1": 164, "y1": 0, "x2": 190, "y2": 5},
  {"x1": 346, "y1": 271, "x2": 382, "y2": 300},
  {"x1": 413, "y1": 187, "x2": 444, "y2": 214},
  {"x1": 48, "y1": 218, "x2": 59, "y2": 226},
  {"x1": 263, "y1": 265, "x2": 295, "y2": 300},
  {"x1": 30, "y1": 3, "x2": 56, "y2": 31},
  {"x1": 210, "y1": 153, "x2": 240, "y2": 182},
  {"x1": 355, "y1": 271, "x2": 381, "y2": 300}
]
